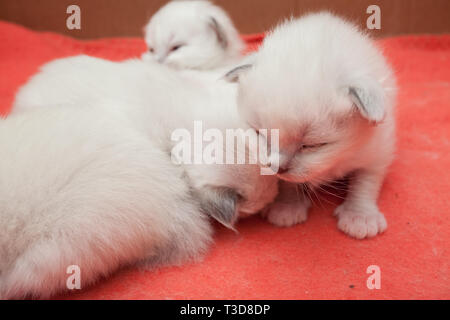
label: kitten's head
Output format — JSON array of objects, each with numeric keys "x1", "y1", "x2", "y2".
[
  {"x1": 143, "y1": 0, "x2": 244, "y2": 70},
  {"x1": 186, "y1": 162, "x2": 278, "y2": 230},
  {"x1": 225, "y1": 12, "x2": 396, "y2": 184}
]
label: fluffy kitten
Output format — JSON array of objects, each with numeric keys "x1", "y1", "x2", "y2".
[
  {"x1": 13, "y1": 55, "x2": 229, "y2": 114},
  {"x1": 12, "y1": 54, "x2": 279, "y2": 222},
  {"x1": 0, "y1": 106, "x2": 214, "y2": 299},
  {"x1": 2, "y1": 57, "x2": 278, "y2": 298},
  {"x1": 226, "y1": 12, "x2": 397, "y2": 239},
  {"x1": 142, "y1": 0, "x2": 244, "y2": 69},
  {"x1": 0, "y1": 102, "x2": 277, "y2": 300}
]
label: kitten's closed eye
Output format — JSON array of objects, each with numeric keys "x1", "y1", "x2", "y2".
[
  {"x1": 170, "y1": 44, "x2": 185, "y2": 52},
  {"x1": 300, "y1": 143, "x2": 329, "y2": 150},
  {"x1": 148, "y1": 47, "x2": 154, "y2": 53}
]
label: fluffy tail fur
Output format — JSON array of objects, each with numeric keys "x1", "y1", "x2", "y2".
[{"x1": 0, "y1": 107, "x2": 212, "y2": 299}]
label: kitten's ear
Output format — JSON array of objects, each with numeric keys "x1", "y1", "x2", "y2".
[
  {"x1": 198, "y1": 186, "x2": 242, "y2": 231},
  {"x1": 209, "y1": 17, "x2": 228, "y2": 49},
  {"x1": 224, "y1": 64, "x2": 252, "y2": 82},
  {"x1": 348, "y1": 81, "x2": 386, "y2": 124}
]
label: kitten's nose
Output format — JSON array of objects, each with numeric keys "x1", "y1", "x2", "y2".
[{"x1": 277, "y1": 166, "x2": 289, "y2": 174}]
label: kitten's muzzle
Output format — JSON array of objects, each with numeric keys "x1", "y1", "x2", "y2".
[{"x1": 277, "y1": 166, "x2": 289, "y2": 174}]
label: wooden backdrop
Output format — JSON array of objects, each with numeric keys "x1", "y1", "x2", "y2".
[{"x1": 0, "y1": 0, "x2": 449, "y2": 39}]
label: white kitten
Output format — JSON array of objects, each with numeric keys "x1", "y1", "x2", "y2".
[
  {"x1": 11, "y1": 55, "x2": 279, "y2": 215},
  {"x1": 0, "y1": 103, "x2": 277, "y2": 299},
  {"x1": 12, "y1": 55, "x2": 279, "y2": 215},
  {"x1": 142, "y1": 0, "x2": 244, "y2": 70},
  {"x1": 0, "y1": 106, "x2": 213, "y2": 299},
  {"x1": 13, "y1": 55, "x2": 229, "y2": 114},
  {"x1": 226, "y1": 12, "x2": 397, "y2": 239},
  {"x1": 2, "y1": 57, "x2": 278, "y2": 298}
]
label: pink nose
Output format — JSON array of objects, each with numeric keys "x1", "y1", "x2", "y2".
[{"x1": 277, "y1": 166, "x2": 289, "y2": 174}]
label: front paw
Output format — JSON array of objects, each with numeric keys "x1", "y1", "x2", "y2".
[
  {"x1": 334, "y1": 203, "x2": 387, "y2": 239},
  {"x1": 263, "y1": 198, "x2": 311, "y2": 227}
]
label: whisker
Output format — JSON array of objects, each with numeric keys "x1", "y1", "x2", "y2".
[
  {"x1": 314, "y1": 184, "x2": 346, "y2": 201},
  {"x1": 320, "y1": 181, "x2": 348, "y2": 192},
  {"x1": 303, "y1": 184, "x2": 316, "y2": 208},
  {"x1": 307, "y1": 182, "x2": 329, "y2": 209},
  {"x1": 299, "y1": 183, "x2": 307, "y2": 202},
  {"x1": 303, "y1": 177, "x2": 347, "y2": 206},
  {"x1": 313, "y1": 187, "x2": 336, "y2": 206},
  {"x1": 294, "y1": 183, "x2": 301, "y2": 202}
]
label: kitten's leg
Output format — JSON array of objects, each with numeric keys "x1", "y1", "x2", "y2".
[
  {"x1": 334, "y1": 169, "x2": 387, "y2": 239},
  {"x1": 263, "y1": 180, "x2": 311, "y2": 227}
]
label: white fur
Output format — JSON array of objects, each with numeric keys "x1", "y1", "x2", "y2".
[
  {"x1": 0, "y1": 106, "x2": 212, "y2": 299},
  {"x1": 232, "y1": 12, "x2": 397, "y2": 239},
  {"x1": 142, "y1": 0, "x2": 244, "y2": 70},
  {"x1": 3, "y1": 56, "x2": 278, "y2": 298},
  {"x1": 13, "y1": 55, "x2": 278, "y2": 217}
]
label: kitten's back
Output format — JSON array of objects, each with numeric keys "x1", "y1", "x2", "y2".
[{"x1": 0, "y1": 106, "x2": 211, "y2": 298}]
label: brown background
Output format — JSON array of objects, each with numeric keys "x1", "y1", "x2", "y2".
[{"x1": 0, "y1": 0, "x2": 449, "y2": 39}]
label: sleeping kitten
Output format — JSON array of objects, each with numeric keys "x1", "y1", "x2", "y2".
[
  {"x1": 11, "y1": 54, "x2": 278, "y2": 218},
  {"x1": 0, "y1": 106, "x2": 213, "y2": 299},
  {"x1": 0, "y1": 104, "x2": 277, "y2": 299},
  {"x1": 226, "y1": 12, "x2": 397, "y2": 239},
  {"x1": 11, "y1": 54, "x2": 279, "y2": 217},
  {"x1": 142, "y1": 0, "x2": 244, "y2": 69},
  {"x1": 2, "y1": 57, "x2": 278, "y2": 298}
]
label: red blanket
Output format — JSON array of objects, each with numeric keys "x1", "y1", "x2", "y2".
[{"x1": 0, "y1": 21, "x2": 449, "y2": 299}]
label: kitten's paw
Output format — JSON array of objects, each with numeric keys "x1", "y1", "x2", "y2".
[
  {"x1": 334, "y1": 204, "x2": 387, "y2": 239},
  {"x1": 264, "y1": 198, "x2": 311, "y2": 227}
]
